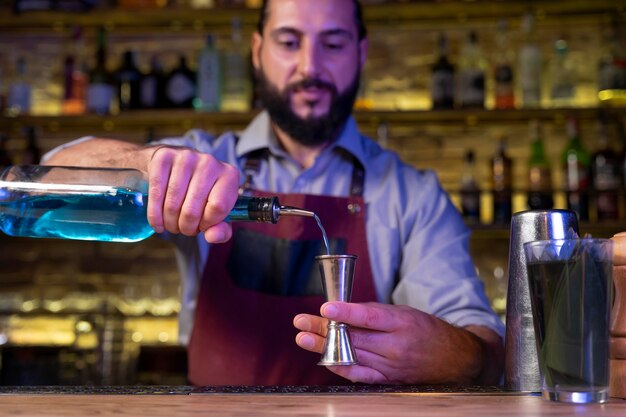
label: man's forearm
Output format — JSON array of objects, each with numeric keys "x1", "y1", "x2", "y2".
[{"x1": 44, "y1": 137, "x2": 155, "y2": 172}]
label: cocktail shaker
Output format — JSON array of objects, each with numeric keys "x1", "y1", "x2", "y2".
[{"x1": 504, "y1": 209, "x2": 579, "y2": 391}]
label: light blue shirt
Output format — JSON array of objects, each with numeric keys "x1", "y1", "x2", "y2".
[{"x1": 153, "y1": 111, "x2": 505, "y2": 345}]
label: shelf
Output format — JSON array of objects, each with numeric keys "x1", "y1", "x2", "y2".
[
  {"x1": 2, "y1": 107, "x2": 625, "y2": 135},
  {"x1": 1, "y1": 0, "x2": 623, "y2": 33}
]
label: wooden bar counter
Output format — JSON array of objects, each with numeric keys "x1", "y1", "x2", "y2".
[{"x1": 0, "y1": 386, "x2": 625, "y2": 416}]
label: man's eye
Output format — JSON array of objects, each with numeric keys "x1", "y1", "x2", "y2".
[{"x1": 277, "y1": 37, "x2": 299, "y2": 49}]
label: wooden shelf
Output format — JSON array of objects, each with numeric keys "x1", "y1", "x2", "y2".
[
  {"x1": 0, "y1": 0, "x2": 623, "y2": 33},
  {"x1": 2, "y1": 107, "x2": 625, "y2": 135}
]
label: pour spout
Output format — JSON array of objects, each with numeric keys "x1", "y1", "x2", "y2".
[{"x1": 279, "y1": 206, "x2": 316, "y2": 217}]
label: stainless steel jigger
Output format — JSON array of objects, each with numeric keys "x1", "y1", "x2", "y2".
[
  {"x1": 316, "y1": 254, "x2": 358, "y2": 366},
  {"x1": 504, "y1": 209, "x2": 579, "y2": 392}
]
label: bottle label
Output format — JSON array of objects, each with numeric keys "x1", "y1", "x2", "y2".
[
  {"x1": 197, "y1": 52, "x2": 220, "y2": 110},
  {"x1": 87, "y1": 83, "x2": 114, "y2": 114},
  {"x1": 458, "y1": 69, "x2": 485, "y2": 107},
  {"x1": 140, "y1": 76, "x2": 157, "y2": 108},
  {"x1": 167, "y1": 73, "x2": 195, "y2": 105},
  {"x1": 431, "y1": 70, "x2": 454, "y2": 104}
]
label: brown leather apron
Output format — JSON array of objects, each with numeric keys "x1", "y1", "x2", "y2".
[{"x1": 187, "y1": 160, "x2": 377, "y2": 386}]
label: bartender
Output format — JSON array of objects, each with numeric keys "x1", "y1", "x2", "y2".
[{"x1": 44, "y1": 0, "x2": 504, "y2": 386}]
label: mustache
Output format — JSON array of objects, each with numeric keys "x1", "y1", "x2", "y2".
[{"x1": 286, "y1": 78, "x2": 337, "y2": 94}]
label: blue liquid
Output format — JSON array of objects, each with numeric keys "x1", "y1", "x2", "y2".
[{"x1": 0, "y1": 189, "x2": 153, "y2": 242}]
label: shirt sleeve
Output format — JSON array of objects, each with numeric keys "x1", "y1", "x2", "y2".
[{"x1": 391, "y1": 170, "x2": 505, "y2": 339}]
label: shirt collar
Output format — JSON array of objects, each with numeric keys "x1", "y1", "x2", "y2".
[{"x1": 236, "y1": 111, "x2": 368, "y2": 169}]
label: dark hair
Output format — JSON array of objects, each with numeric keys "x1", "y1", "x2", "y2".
[{"x1": 256, "y1": 0, "x2": 367, "y2": 41}]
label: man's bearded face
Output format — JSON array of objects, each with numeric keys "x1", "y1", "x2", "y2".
[{"x1": 255, "y1": 67, "x2": 361, "y2": 146}]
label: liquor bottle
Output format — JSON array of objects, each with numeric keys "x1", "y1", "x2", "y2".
[
  {"x1": 0, "y1": 165, "x2": 291, "y2": 242},
  {"x1": 62, "y1": 26, "x2": 87, "y2": 115},
  {"x1": 491, "y1": 137, "x2": 513, "y2": 224},
  {"x1": 87, "y1": 27, "x2": 115, "y2": 115},
  {"x1": 21, "y1": 126, "x2": 40, "y2": 165},
  {"x1": 493, "y1": 20, "x2": 515, "y2": 110},
  {"x1": 518, "y1": 12, "x2": 542, "y2": 108},
  {"x1": 561, "y1": 116, "x2": 590, "y2": 221},
  {"x1": 527, "y1": 120, "x2": 553, "y2": 210},
  {"x1": 164, "y1": 55, "x2": 196, "y2": 109},
  {"x1": 116, "y1": 50, "x2": 142, "y2": 111},
  {"x1": 548, "y1": 38, "x2": 576, "y2": 107},
  {"x1": 457, "y1": 30, "x2": 486, "y2": 109},
  {"x1": 0, "y1": 134, "x2": 13, "y2": 168},
  {"x1": 140, "y1": 54, "x2": 166, "y2": 109},
  {"x1": 459, "y1": 149, "x2": 481, "y2": 223},
  {"x1": 431, "y1": 33, "x2": 455, "y2": 110},
  {"x1": 220, "y1": 17, "x2": 252, "y2": 112},
  {"x1": 195, "y1": 34, "x2": 221, "y2": 112},
  {"x1": 598, "y1": 20, "x2": 626, "y2": 105},
  {"x1": 592, "y1": 116, "x2": 622, "y2": 221},
  {"x1": 6, "y1": 57, "x2": 31, "y2": 116}
]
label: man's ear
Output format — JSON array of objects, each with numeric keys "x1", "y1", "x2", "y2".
[{"x1": 251, "y1": 31, "x2": 263, "y2": 71}]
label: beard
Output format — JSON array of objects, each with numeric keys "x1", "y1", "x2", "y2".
[{"x1": 255, "y1": 67, "x2": 361, "y2": 147}]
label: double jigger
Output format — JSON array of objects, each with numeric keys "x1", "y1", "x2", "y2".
[{"x1": 316, "y1": 254, "x2": 358, "y2": 366}]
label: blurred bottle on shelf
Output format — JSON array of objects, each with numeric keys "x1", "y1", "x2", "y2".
[
  {"x1": 561, "y1": 116, "x2": 590, "y2": 221},
  {"x1": 431, "y1": 33, "x2": 455, "y2": 110},
  {"x1": 62, "y1": 26, "x2": 87, "y2": 115},
  {"x1": 6, "y1": 57, "x2": 31, "y2": 116},
  {"x1": 21, "y1": 126, "x2": 40, "y2": 165},
  {"x1": 0, "y1": 134, "x2": 13, "y2": 168},
  {"x1": 376, "y1": 120, "x2": 389, "y2": 149},
  {"x1": 518, "y1": 12, "x2": 542, "y2": 108},
  {"x1": 592, "y1": 114, "x2": 622, "y2": 221},
  {"x1": 0, "y1": 57, "x2": 5, "y2": 114},
  {"x1": 493, "y1": 20, "x2": 515, "y2": 110},
  {"x1": 548, "y1": 38, "x2": 576, "y2": 107},
  {"x1": 491, "y1": 137, "x2": 513, "y2": 225},
  {"x1": 140, "y1": 54, "x2": 166, "y2": 109},
  {"x1": 220, "y1": 17, "x2": 252, "y2": 112},
  {"x1": 527, "y1": 120, "x2": 553, "y2": 210},
  {"x1": 87, "y1": 27, "x2": 115, "y2": 115},
  {"x1": 195, "y1": 34, "x2": 221, "y2": 112},
  {"x1": 164, "y1": 55, "x2": 196, "y2": 109},
  {"x1": 598, "y1": 19, "x2": 626, "y2": 106},
  {"x1": 116, "y1": 50, "x2": 142, "y2": 111},
  {"x1": 460, "y1": 149, "x2": 481, "y2": 224},
  {"x1": 12, "y1": 0, "x2": 54, "y2": 13},
  {"x1": 457, "y1": 30, "x2": 486, "y2": 109}
]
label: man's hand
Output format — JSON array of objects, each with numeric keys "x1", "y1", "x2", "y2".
[
  {"x1": 293, "y1": 301, "x2": 503, "y2": 385},
  {"x1": 147, "y1": 146, "x2": 240, "y2": 243}
]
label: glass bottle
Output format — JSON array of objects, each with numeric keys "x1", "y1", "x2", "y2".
[
  {"x1": 460, "y1": 149, "x2": 481, "y2": 224},
  {"x1": 164, "y1": 55, "x2": 196, "y2": 109},
  {"x1": 457, "y1": 30, "x2": 486, "y2": 109},
  {"x1": 21, "y1": 126, "x2": 40, "y2": 165},
  {"x1": 6, "y1": 57, "x2": 31, "y2": 116},
  {"x1": 220, "y1": 17, "x2": 252, "y2": 112},
  {"x1": 548, "y1": 38, "x2": 576, "y2": 107},
  {"x1": 62, "y1": 26, "x2": 87, "y2": 116},
  {"x1": 87, "y1": 27, "x2": 114, "y2": 115},
  {"x1": 431, "y1": 33, "x2": 455, "y2": 110},
  {"x1": 195, "y1": 34, "x2": 221, "y2": 112},
  {"x1": 527, "y1": 120, "x2": 553, "y2": 210},
  {"x1": 592, "y1": 116, "x2": 622, "y2": 221},
  {"x1": 140, "y1": 54, "x2": 166, "y2": 109},
  {"x1": 0, "y1": 165, "x2": 286, "y2": 242},
  {"x1": 561, "y1": 116, "x2": 590, "y2": 221},
  {"x1": 518, "y1": 12, "x2": 542, "y2": 108},
  {"x1": 493, "y1": 19, "x2": 515, "y2": 110},
  {"x1": 491, "y1": 137, "x2": 513, "y2": 224},
  {"x1": 116, "y1": 50, "x2": 142, "y2": 111},
  {"x1": 0, "y1": 134, "x2": 12, "y2": 168},
  {"x1": 598, "y1": 19, "x2": 626, "y2": 106}
]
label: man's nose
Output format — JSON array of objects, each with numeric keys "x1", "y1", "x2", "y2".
[{"x1": 297, "y1": 42, "x2": 321, "y2": 78}]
